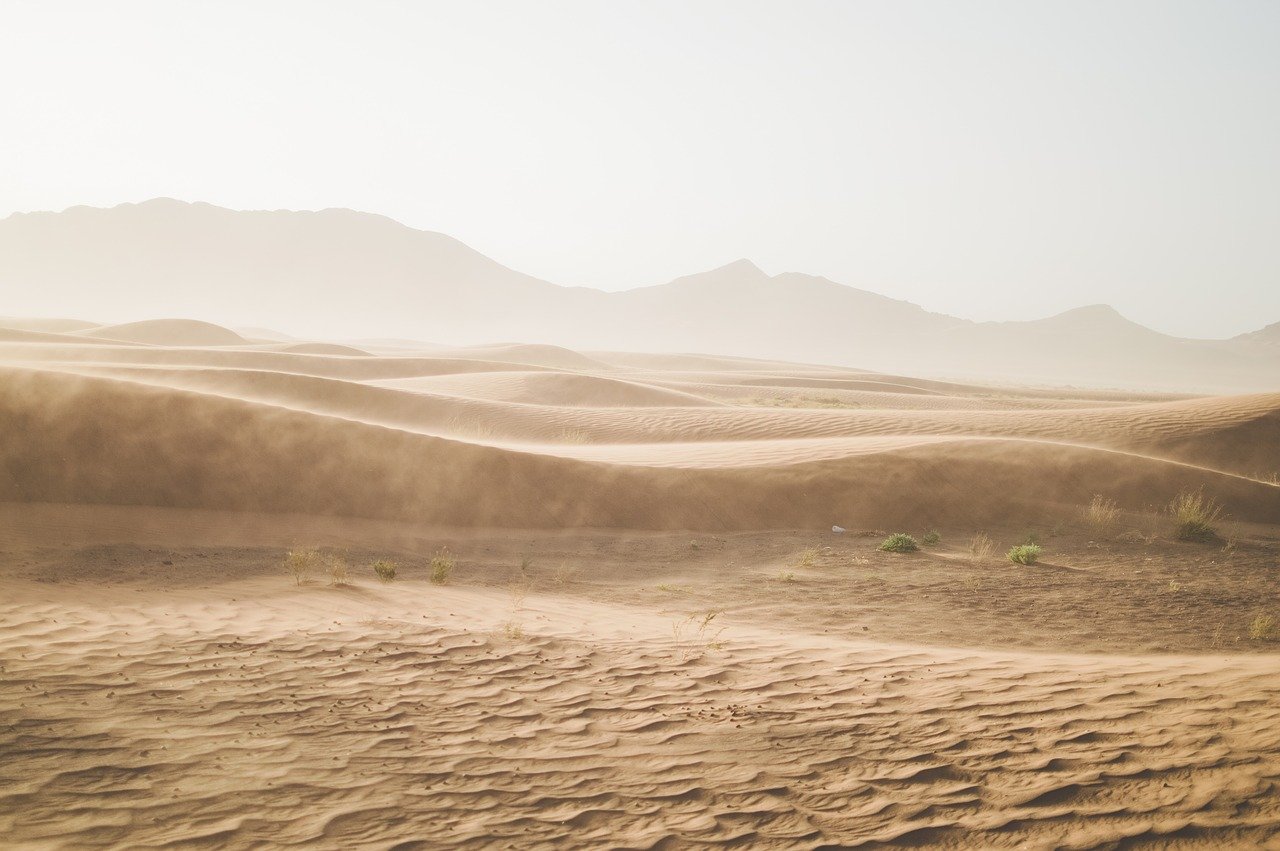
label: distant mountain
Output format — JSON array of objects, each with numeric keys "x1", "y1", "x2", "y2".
[
  {"x1": 1, "y1": 199, "x2": 1276, "y2": 393},
  {"x1": 1235, "y1": 321, "x2": 1280, "y2": 347}
]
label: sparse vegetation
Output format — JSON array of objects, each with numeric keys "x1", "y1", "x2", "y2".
[
  {"x1": 672, "y1": 610, "x2": 726, "y2": 659},
  {"x1": 968, "y1": 532, "x2": 995, "y2": 562},
  {"x1": 430, "y1": 547, "x2": 454, "y2": 585},
  {"x1": 921, "y1": 530, "x2": 940, "y2": 546},
  {"x1": 1249, "y1": 614, "x2": 1276, "y2": 642},
  {"x1": 774, "y1": 570, "x2": 797, "y2": 582},
  {"x1": 795, "y1": 547, "x2": 820, "y2": 568},
  {"x1": 1007, "y1": 544, "x2": 1042, "y2": 565},
  {"x1": 657, "y1": 583, "x2": 687, "y2": 593},
  {"x1": 1168, "y1": 488, "x2": 1224, "y2": 542},
  {"x1": 1086, "y1": 494, "x2": 1120, "y2": 532},
  {"x1": 284, "y1": 547, "x2": 320, "y2": 585},
  {"x1": 326, "y1": 552, "x2": 351, "y2": 586},
  {"x1": 879, "y1": 533, "x2": 919, "y2": 553},
  {"x1": 372, "y1": 559, "x2": 397, "y2": 583}
]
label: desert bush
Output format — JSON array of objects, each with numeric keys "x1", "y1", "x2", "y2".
[
  {"x1": 326, "y1": 553, "x2": 350, "y2": 586},
  {"x1": 1168, "y1": 489, "x2": 1224, "y2": 542},
  {"x1": 879, "y1": 533, "x2": 919, "y2": 553},
  {"x1": 284, "y1": 548, "x2": 320, "y2": 585},
  {"x1": 1007, "y1": 544, "x2": 1042, "y2": 565},
  {"x1": 372, "y1": 559, "x2": 397, "y2": 583},
  {"x1": 921, "y1": 530, "x2": 941, "y2": 546},
  {"x1": 430, "y1": 547, "x2": 454, "y2": 585},
  {"x1": 1249, "y1": 614, "x2": 1276, "y2": 642},
  {"x1": 968, "y1": 532, "x2": 995, "y2": 562},
  {"x1": 1085, "y1": 494, "x2": 1120, "y2": 532}
]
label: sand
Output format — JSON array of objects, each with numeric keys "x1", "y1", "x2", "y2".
[{"x1": 1, "y1": 320, "x2": 1278, "y2": 848}]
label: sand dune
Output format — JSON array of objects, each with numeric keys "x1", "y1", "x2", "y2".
[
  {"x1": 3, "y1": 351, "x2": 1278, "y2": 528},
  {"x1": 82, "y1": 317, "x2": 249, "y2": 346},
  {"x1": 3, "y1": 329, "x2": 1278, "y2": 848}
]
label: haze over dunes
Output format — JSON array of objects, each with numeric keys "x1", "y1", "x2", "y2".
[
  {"x1": 4, "y1": 199, "x2": 1278, "y2": 393},
  {"x1": 3, "y1": 317, "x2": 1280, "y2": 847}
]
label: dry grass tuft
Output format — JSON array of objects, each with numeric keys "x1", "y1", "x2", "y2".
[
  {"x1": 795, "y1": 547, "x2": 820, "y2": 568},
  {"x1": 372, "y1": 559, "x2": 397, "y2": 583},
  {"x1": 430, "y1": 547, "x2": 454, "y2": 585},
  {"x1": 968, "y1": 532, "x2": 995, "y2": 562},
  {"x1": 1249, "y1": 614, "x2": 1276, "y2": 642},
  {"x1": 1085, "y1": 494, "x2": 1120, "y2": 533},
  {"x1": 1168, "y1": 489, "x2": 1224, "y2": 542}
]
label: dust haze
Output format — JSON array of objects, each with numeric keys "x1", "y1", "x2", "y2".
[{"x1": 3, "y1": 3, "x2": 1280, "y2": 849}]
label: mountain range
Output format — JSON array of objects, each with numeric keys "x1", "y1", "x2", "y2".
[{"x1": 1, "y1": 198, "x2": 1276, "y2": 393}]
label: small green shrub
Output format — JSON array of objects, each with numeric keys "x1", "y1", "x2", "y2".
[
  {"x1": 1168, "y1": 489, "x2": 1224, "y2": 542},
  {"x1": 372, "y1": 559, "x2": 397, "y2": 583},
  {"x1": 1008, "y1": 544, "x2": 1042, "y2": 565},
  {"x1": 879, "y1": 533, "x2": 919, "y2": 553},
  {"x1": 921, "y1": 530, "x2": 941, "y2": 546},
  {"x1": 430, "y1": 547, "x2": 454, "y2": 585}
]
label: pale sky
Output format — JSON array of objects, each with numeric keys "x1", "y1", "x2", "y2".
[{"x1": 2, "y1": 0, "x2": 1278, "y2": 338}]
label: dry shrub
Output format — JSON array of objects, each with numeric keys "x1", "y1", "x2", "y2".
[
  {"x1": 430, "y1": 547, "x2": 454, "y2": 585},
  {"x1": 372, "y1": 559, "x2": 397, "y2": 582},
  {"x1": 284, "y1": 548, "x2": 320, "y2": 585},
  {"x1": 921, "y1": 530, "x2": 941, "y2": 546},
  {"x1": 326, "y1": 552, "x2": 350, "y2": 586},
  {"x1": 1168, "y1": 489, "x2": 1224, "y2": 542}
]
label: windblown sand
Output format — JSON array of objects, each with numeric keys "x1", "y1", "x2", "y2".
[{"x1": 1, "y1": 322, "x2": 1278, "y2": 848}]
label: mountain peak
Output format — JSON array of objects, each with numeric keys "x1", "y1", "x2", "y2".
[{"x1": 713, "y1": 258, "x2": 767, "y2": 277}]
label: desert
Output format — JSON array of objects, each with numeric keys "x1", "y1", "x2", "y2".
[
  {"x1": 2, "y1": 319, "x2": 1278, "y2": 848},
  {"x1": 6, "y1": 3, "x2": 1280, "y2": 847}
]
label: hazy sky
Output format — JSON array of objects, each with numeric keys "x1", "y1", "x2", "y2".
[{"x1": 3, "y1": 1, "x2": 1278, "y2": 337}]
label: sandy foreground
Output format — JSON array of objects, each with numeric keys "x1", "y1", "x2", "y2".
[{"x1": 2, "y1": 322, "x2": 1279, "y2": 848}]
